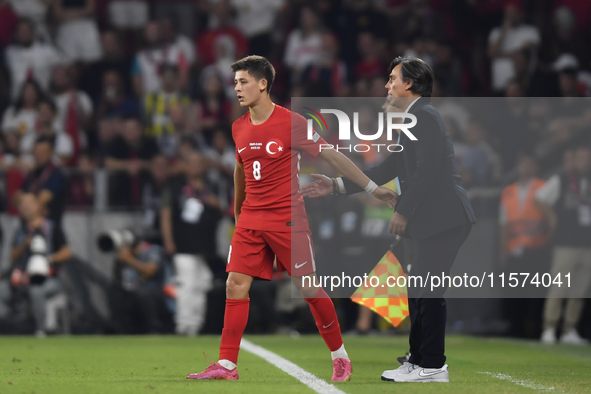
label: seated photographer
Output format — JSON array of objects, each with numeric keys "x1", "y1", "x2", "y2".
[
  {"x1": 8, "y1": 193, "x2": 71, "y2": 336},
  {"x1": 111, "y1": 240, "x2": 172, "y2": 334}
]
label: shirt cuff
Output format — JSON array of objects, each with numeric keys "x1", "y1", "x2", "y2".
[{"x1": 336, "y1": 177, "x2": 346, "y2": 194}]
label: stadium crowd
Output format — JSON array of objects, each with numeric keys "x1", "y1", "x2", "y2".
[{"x1": 0, "y1": 0, "x2": 590, "y2": 340}]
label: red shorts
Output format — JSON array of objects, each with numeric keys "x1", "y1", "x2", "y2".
[{"x1": 227, "y1": 228, "x2": 316, "y2": 280}]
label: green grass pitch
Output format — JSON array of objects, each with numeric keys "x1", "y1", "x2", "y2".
[{"x1": 0, "y1": 335, "x2": 590, "y2": 393}]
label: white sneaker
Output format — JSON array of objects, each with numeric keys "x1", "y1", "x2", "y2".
[
  {"x1": 559, "y1": 329, "x2": 588, "y2": 345},
  {"x1": 394, "y1": 364, "x2": 449, "y2": 383},
  {"x1": 541, "y1": 327, "x2": 556, "y2": 344},
  {"x1": 381, "y1": 362, "x2": 417, "y2": 381}
]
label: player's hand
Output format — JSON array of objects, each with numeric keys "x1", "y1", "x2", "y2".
[
  {"x1": 388, "y1": 212, "x2": 408, "y2": 236},
  {"x1": 301, "y1": 174, "x2": 333, "y2": 198},
  {"x1": 372, "y1": 186, "x2": 399, "y2": 209}
]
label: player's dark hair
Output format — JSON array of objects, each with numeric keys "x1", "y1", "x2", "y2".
[
  {"x1": 231, "y1": 55, "x2": 275, "y2": 94},
  {"x1": 388, "y1": 56, "x2": 434, "y2": 97}
]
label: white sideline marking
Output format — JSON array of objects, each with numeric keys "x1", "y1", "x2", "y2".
[
  {"x1": 479, "y1": 372, "x2": 558, "y2": 392},
  {"x1": 241, "y1": 339, "x2": 347, "y2": 394}
]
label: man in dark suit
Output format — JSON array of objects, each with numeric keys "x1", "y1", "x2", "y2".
[{"x1": 302, "y1": 56, "x2": 476, "y2": 383}]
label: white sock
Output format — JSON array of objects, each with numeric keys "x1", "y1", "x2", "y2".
[
  {"x1": 330, "y1": 344, "x2": 349, "y2": 360},
  {"x1": 218, "y1": 359, "x2": 237, "y2": 370}
]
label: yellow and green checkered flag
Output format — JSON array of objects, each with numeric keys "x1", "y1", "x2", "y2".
[{"x1": 350, "y1": 249, "x2": 409, "y2": 327}]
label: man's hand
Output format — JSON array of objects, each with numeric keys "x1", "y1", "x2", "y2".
[
  {"x1": 372, "y1": 187, "x2": 399, "y2": 209},
  {"x1": 117, "y1": 247, "x2": 134, "y2": 264},
  {"x1": 388, "y1": 212, "x2": 408, "y2": 235},
  {"x1": 301, "y1": 174, "x2": 333, "y2": 198}
]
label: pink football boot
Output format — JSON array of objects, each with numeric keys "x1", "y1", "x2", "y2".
[
  {"x1": 187, "y1": 361, "x2": 239, "y2": 380},
  {"x1": 331, "y1": 358, "x2": 352, "y2": 382}
]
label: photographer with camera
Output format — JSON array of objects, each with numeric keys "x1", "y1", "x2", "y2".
[
  {"x1": 111, "y1": 239, "x2": 172, "y2": 334},
  {"x1": 160, "y1": 152, "x2": 223, "y2": 335},
  {"x1": 4, "y1": 193, "x2": 71, "y2": 336}
]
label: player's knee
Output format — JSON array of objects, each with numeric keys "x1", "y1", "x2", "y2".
[
  {"x1": 299, "y1": 285, "x2": 318, "y2": 299},
  {"x1": 226, "y1": 277, "x2": 249, "y2": 299},
  {"x1": 295, "y1": 277, "x2": 318, "y2": 298}
]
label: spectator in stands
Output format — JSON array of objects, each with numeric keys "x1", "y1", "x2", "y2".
[
  {"x1": 95, "y1": 70, "x2": 140, "y2": 120},
  {"x1": 536, "y1": 146, "x2": 591, "y2": 345},
  {"x1": 142, "y1": 154, "x2": 170, "y2": 246},
  {"x1": 172, "y1": 134, "x2": 200, "y2": 174},
  {"x1": 104, "y1": 117, "x2": 158, "y2": 207},
  {"x1": 5, "y1": 19, "x2": 62, "y2": 99},
  {"x1": 20, "y1": 99, "x2": 74, "y2": 166},
  {"x1": 197, "y1": 0, "x2": 248, "y2": 66},
  {"x1": 66, "y1": 151, "x2": 94, "y2": 208},
  {"x1": 194, "y1": 69, "x2": 231, "y2": 145},
  {"x1": 7, "y1": 0, "x2": 50, "y2": 42},
  {"x1": 51, "y1": 64, "x2": 93, "y2": 166},
  {"x1": 2, "y1": 80, "x2": 45, "y2": 138},
  {"x1": 331, "y1": 0, "x2": 388, "y2": 68},
  {"x1": 96, "y1": 117, "x2": 118, "y2": 163},
  {"x1": 52, "y1": 0, "x2": 102, "y2": 62},
  {"x1": 204, "y1": 129, "x2": 235, "y2": 209},
  {"x1": 154, "y1": 0, "x2": 197, "y2": 38},
  {"x1": 0, "y1": 132, "x2": 18, "y2": 170},
  {"x1": 354, "y1": 31, "x2": 386, "y2": 81},
  {"x1": 132, "y1": 21, "x2": 189, "y2": 97},
  {"x1": 107, "y1": 0, "x2": 148, "y2": 31},
  {"x1": 144, "y1": 64, "x2": 191, "y2": 157},
  {"x1": 160, "y1": 15, "x2": 196, "y2": 67},
  {"x1": 231, "y1": 0, "x2": 285, "y2": 58},
  {"x1": 543, "y1": 6, "x2": 589, "y2": 75},
  {"x1": 8, "y1": 193, "x2": 71, "y2": 336},
  {"x1": 460, "y1": 121, "x2": 492, "y2": 188},
  {"x1": 204, "y1": 35, "x2": 239, "y2": 99},
  {"x1": 0, "y1": 0, "x2": 18, "y2": 49},
  {"x1": 283, "y1": 6, "x2": 324, "y2": 83},
  {"x1": 160, "y1": 152, "x2": 222, "y2": 335},
  {"x1": 488, "y1": 0, "x2": 540, "y2": 95},
  {"x1": 300, "y1": 32, "x2": 347, "y2": 97},
  {"x1": 80, "y1": 30, "x2": 135, "y2": 100},
  {"x1": 432, "y1": 41, "x2": 462, "y2": 97},
  {"x1": 499, "y1": 154, "x2": 550, "y2": 337},
  {"x1": 557, "y1": 68, "x2": 583, "y2": 98},
  {"x1": 17, "y1": 135, "x2": 68, "y2": 226},
  {"x1": 111, "y1": 239, "x2": 171, "y2": 334},
  {"x1": 551, "y1": 54, "x2": 591, "y2": 97}
]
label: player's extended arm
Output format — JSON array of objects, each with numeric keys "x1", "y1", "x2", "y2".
[
  {"x1": 315, "y1": 148, "x2": 398, "y2": 207},
  {"x1": 234, "y1": 161, "x2": 246, "y2": 223}
]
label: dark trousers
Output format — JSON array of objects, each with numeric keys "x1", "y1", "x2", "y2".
[{"x1": 407, "y1": 222, "x2": 472, "y2": 368}]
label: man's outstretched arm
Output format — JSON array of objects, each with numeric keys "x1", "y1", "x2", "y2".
[
  {"x1": 303, "y1": 148, "x2": 398, "y2": 207},
  {"x1": 337, "y1": 151, "x2": 398, "y2": 195}
]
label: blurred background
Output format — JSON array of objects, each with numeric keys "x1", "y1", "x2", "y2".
[{"x1": 0, "y1": 0, "x2": 590, "y2": 344}]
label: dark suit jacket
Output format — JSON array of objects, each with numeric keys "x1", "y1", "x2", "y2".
[{"x1": 341, "y1": 97, "x2": 476, "y2": 240}]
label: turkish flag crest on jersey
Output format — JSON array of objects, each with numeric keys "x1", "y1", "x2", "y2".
[{"x1": 265, "y1": 138, "x2": 285, "y2": 157}]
